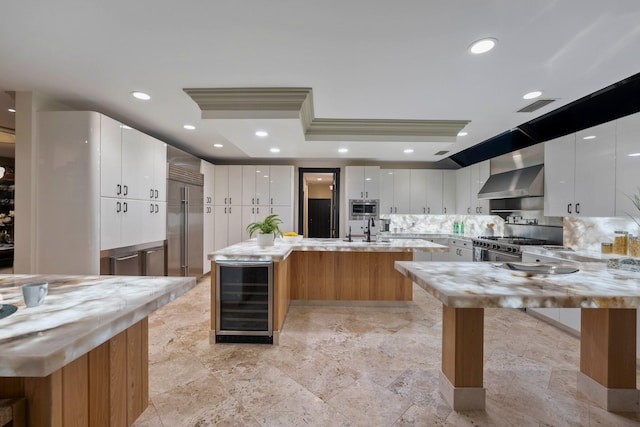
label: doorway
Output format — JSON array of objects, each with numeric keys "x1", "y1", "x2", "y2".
[{"x1": 298, "y1": 168, "x2": 340, "y2": 238}]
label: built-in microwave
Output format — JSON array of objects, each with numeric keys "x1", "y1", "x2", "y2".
[{"x1": 349, "y1": 199, "x2": 379, "y2": 220}]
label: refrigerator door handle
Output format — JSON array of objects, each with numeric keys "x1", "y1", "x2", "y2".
[{"x1": 182, "y1": 186, "x2": 189, "y2": 276}]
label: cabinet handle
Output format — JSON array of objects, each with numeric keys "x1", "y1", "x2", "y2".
[
  {"x1": 423, "y1": 207, "x2": 426, "y2": 214},
  {"x1": 567, "y1": 203, "x2": 572, "y2": 214},
  {"x1": 252, "y1": 198, "x2": 255, "y2": 205},
  {"x1": 427, "y1": 207, "x2": 430, "y2": 214},
  {"x1": 271, "y1": 207, "x2": 273, "y2": 214},
  {"x1": 252, "y1": 207, "x2": 255, "y2": 214},
  {"x1": 229, "y1": 198, "x2": 232, "y2": 204},
  {"x1": 117, "y1": 184, "x2": 122, "y2": 196},
  {"x1": 394, "y1": 207, "x2": 397, "y2": 213},
  {"x1": 444, "y1": 207, "x2": 447, "y2": 214},
  {"x1": 271, "y1": 198, "x2": 273, "y2": 204},
  {"x1": 155, "y1": 189, "x2": 159, "y2": 199},
  {"x1": 155, "y1": 204, "x2": 159, "y2": 213},
  {"x1": 150, "y1": 203, "x2": 154, "y2": 213},
  {"x1": 365, "y1": 192, "x2": 368, "y2": 198},
  {"x1": 225, "y1": 197, "x2": 227, "y2": 204},
  {"x1": 123, "y1": 185, "x2": 128, "y2": 196},
  {"x1": 361, "y1": 192, "x2": 363, "y2": 198},
  {"x1": 390, "y1": 207, "x2": 393, "y2": 213},
  {"x1": 576, "y1": 203, "x2": 580, "y2": 214},
  {"x1": 229, "y1": 207, "x2": 232, "y2": 214},
  {"x1": 257, "y1": 207, "x2": 260, "y2": 214},
  {"x1": 116, "y1": 201, "x2": 121, "y2": 213},
  {"x1": 257, "y1": 198, "x2": 260, "y2": 204},
  {"x1": 123, "y1": 202, "x2": 128, "y2": 213},
  {"x1": 150, "y1": 189, "x2": 154, "y2": 198},
  {"x1": 467, "y1": 207, "x2": 471, "y2": 214},
  {"x1": 224, "y1": 207, "x2": 227, "y2": 214}
]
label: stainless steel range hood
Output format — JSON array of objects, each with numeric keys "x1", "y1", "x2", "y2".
[{"x1": 478, "y1": 164, "x2": 544, "y2": 199}]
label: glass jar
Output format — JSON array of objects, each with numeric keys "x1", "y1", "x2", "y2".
[
  {"x1": 629, "y1": 237, "x2": 640, "y2": 258},
  {"x1": 613, "y1": 231, "x2": 629, "y2": 255},
  {"x1": 601, "y1": 242, "x2": 613, "y2": 254}
]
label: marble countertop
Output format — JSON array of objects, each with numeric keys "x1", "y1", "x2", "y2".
[
  {"x1": 0, "y1": 274, "x2": 196, "y2": 377},
  {"x1": 395, "y1": 261, "x2": 640, "y2": 309},
  {"x1": 522, "y1": 246, "x2": 622, "y2": 263},
  {"x1": 210, "y1": 238, "x2": 449, "y2": 262}
]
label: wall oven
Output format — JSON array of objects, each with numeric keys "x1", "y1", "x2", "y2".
[{"x1": 349, "y1": 199, "x2": 379, "y2": 220}]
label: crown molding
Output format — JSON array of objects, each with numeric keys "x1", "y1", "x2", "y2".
[{"x1": 184, "y1": 87, "x2": 469, "y2": 142}]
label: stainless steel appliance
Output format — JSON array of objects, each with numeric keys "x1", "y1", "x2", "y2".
[
  {"x1": 110, "y1": 252, "x2": 140, "y2": 275},
  {"x1": 167, "y1": 166, "x2": 204, "y2": 277},
  {"x1": 215, "y1": 260, "x2": 273, "y2": 344},
  {"x1": 100, "y1": 242, "x2": 166, "y2": 276},
  {"x1": 472, "y1": 236, "x2": 547, "y2": 262},
  {"x1": 349, "y1": 199, "x2": 379, "y2": 220},
  {"x1": 142, "y1": 246, "x2": 165, "y2": 276}
]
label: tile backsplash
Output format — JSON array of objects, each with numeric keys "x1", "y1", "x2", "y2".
[
  {"x1": 383, "y1": 214, "x2": 505, "y2": 237},
  {"x1": 564, "y1": 217, "x2": 639, "y2": 252}
]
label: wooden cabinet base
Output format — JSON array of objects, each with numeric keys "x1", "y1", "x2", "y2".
[
  {"x1": 0, "y1": 318, "x2": 149, "y2": 427},
  {"x1": 291, "y1": 251, "x2": 413, "y2": 301}
]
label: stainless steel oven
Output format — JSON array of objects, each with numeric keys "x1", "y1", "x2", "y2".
[
  {"x1": 472, "y1": 236, "x2": 547, "y2": 262},
  {"x1": 349, "y1": 199, "x2": 379, "y2": 220}
]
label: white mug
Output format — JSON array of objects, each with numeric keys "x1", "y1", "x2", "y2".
[{"x1": 22, "y1": 282, "x2": 48, "y2": 307}]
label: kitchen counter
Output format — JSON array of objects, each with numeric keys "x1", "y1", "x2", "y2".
[
  {"x1": 394, "y1": 261, "x2": 640, "y2": 413},
  {"x1": 522, "y1": 245, "x2": 623, "y2": 263},
  {"x1": 0, "y1": 274, "x2": 196, "y2": 426},
  {"x1": 209, "y1": 237, "x2": 449, "y2": 262}
]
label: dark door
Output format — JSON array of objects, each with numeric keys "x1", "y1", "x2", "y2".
[{"x1": 308, "y1": 199, "x2": 331, "y2": 238}]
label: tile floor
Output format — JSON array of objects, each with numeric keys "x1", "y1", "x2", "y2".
[{"x1": 133, "y1": 276, "x2": 640, "y2": 426}]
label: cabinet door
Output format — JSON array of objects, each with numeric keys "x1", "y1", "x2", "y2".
[
  {"x1": 380, "y1": 170, "x2": 395, "y2": 214},
  {"x1": 241, "y1": 205, "x2": 257, "y2": 236},
  {"x1": 120, "y1": 199, "x2": 145, "y2": 247},
  {"x1": 153, "y1": 201, "x2": 167, "y2": 242},
  {"x1": 544, "y1": 134, "x2": 576, "y2": 216},
  {"x1": 214, "y1": 166, "x2": 229, "y2": 205},
  {"x1": 455, "y1": 167, "x2": 471, "y2": 215},
  {"x1": 410, "y1": 170, "x2": 428, "y2": 214},
  {"x1": 474, "y1": 161, "x2": 490, "y2": 215},
  {"x1": 121, "y1": 128, "x2": 150, "y2": 200},
  {"x1": 201, "y1": 161, "x2": 215, "y2": 205},
  {"x1": 426, "y1": 170, "x2": 444, "y2": 214},
  {"x1": 363, "y1": 166, "x2": 380, "y2": 199},
  {"x1": 100, "y1": 116, "x2": 122, "y2": 198},
  {"x1": 242, "y1": 166, "x2": 257, "y2": 205},
  {"x1": 227, "y1": 205, "x2": 244, "y2": 245},
  {"x1": 575, "y1": 122, "x2": 616, "y2": 217},
  {"x1": 269, "y1": 166, "x2": 293, "y2": 206},
  {"x1": 345, "y1": 166, "x2": 365, "y2": 199},
  {"x1": 214, "y1": 205, "x2": 229, "y2": 250},
  {"x1": 203, "y1": 204, "x2": 214, "y2": 274},
  {"x1": 393, "y1": 170, "x2": 411, "y2": 214},
  {"x1": 254, "y1": 166, "x2": 270, "y2": 206},
  {"x1": 153, "y1": 140, "x2": 167, "y2": 202},
  {"x1": 227, "y1": 166, "x2": 243, "y2": 206},
  {"x1": 100, "y1": 197, "x2": 121, "y2": 250},
  {"x1": 616, "y1": 112, "x2": 640, "y2": 218},
  {"x1": 442, "y1": 170, "x2": 456, "y2": 215},
  {"x1": 270, "y1": 205, "x2": 294, "y2": 234}
]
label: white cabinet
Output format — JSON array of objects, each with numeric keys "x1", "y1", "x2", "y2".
[
  {"x1": 615, "y1": 112, "x2": 640, "y2": 218},
  {"x1": 201, "y1": 161, "x2": 215, "y2": 274},
  {"x1": 214, "y1": 165, "x2": 242, "y2": 206},
  {"x1": 409, "y1": 170, "x2": 428, "y2": 214},
  {"x1": 442, "y1": 171, "x2": 456, "y2": 215},
  {"x1": 214, "y1": 204, "x2": 243, "y2": 250},
  {"x1": 269, "y1": 166, "x2": 294, "y2": 206},
  {"x1": 346, "y1": 166, "x2": 380, "y2": 200},
  {"x1": 449, "y1": 238, "x2": 473, "y2": 261},
  {"x1": 270, "y1": 205, "x2": 294, "y2": 234},
  {"x1": 456, "y1": 167, "x2": 471, "y2": 215},
  {"x1": 242, "y1": 165, "x2": 270, "y2": 205},
  {"x1": 426, "y1": 170, "x2": 444, "y2": 214},
  {"x1": 544, "y1": 122, "x2": 616, "y2": 217},
  {"x1": 100, "y1": 116, "x2": 124, "y2": 198},
  {"x1": 380, "y1": 169, "x2": 411, "y2": 214}
]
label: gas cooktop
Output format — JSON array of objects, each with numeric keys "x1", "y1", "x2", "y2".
[{"x1": 472, "y1": 236, "x2": 548, "y2": 254}]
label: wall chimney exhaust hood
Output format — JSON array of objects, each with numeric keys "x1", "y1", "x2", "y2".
[{"x1": 478, "y1": 164, "x2": 543, "y2": 199}]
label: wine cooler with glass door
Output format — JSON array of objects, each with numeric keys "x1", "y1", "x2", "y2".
[{"x1": 215, "y1": 260, "x2": 273, "y2": 344}]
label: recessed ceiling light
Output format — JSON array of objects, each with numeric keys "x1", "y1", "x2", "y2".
[
  {"x1": 120, "y1": 124, "x2": 133, "y2": 130},
  {"x1": 523, "y1": 91, "x2": 543, "y2": 100},
  {"x1": 213, "y1": 143, "x2": 223, "y2": 148},
  {"x1": 256, "y1": 131, "x2": 268, "y2": 137},
  {"x1": 270, "y1": 148, "x2": 280, "y2": 153},
  {"x1": 628, "y1": 152, "x2": 640, "y2": 157},
  {"x1": 317, "y1": 178, "x2": 322, "y2": 181},
  {"x1": 469, "y1": 38, "x2": 497, "y2": 54},
  {"x1": 365, "y1": 178, "x2": 372, "y2": 181},
  {"x1": 458, "y1": 131, "x2": 468, "y2": 136},
  {"x1": 583, "y1": 135, "x2": 596, "y2": 140},
  {"x1": 183, "y1": 124, "x2": 196, "y2": 130},
  {"x1": 404, "y1": 149, "x2": 414, "y2": 154},
  {"x1": 131, "y1": 91, "x2": 151, "y2": 100},
  {"x1": 7, "y1": 108, "x2": 16, "y2": 113},
  {"x1": 338, "y1": 148, "x2": 348, "y2": 153}
]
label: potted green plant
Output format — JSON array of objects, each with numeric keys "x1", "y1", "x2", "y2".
[{"x1": 246, "y1": 214, "x2": 283, "y2": 247}]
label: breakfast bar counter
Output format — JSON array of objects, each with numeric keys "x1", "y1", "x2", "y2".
[
  {"x1": 394, "y1": 261, "x2": 640, "y2": 412},
  {"x1": 0, "y1": 274, "x2": 196, "y2": 426}
]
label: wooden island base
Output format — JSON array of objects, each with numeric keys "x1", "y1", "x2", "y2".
[{"x1": 0, "y1": 318, "x2": 149, "y2": 427}]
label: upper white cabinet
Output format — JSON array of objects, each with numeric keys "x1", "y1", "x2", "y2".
[
  {"x1": 409, "y1": 170, "x2": 428, "y2": 214},
  {"x1": 615, "y1": 112, "x2": 640, "y2": 218},
  {"x1": 380, "y1": 169, "x2": 411, "y2": 214},
  {"x1": 346, "y1": 166, "x2": 380, "y2": 200},
  {"x1": 455, "y1": 161, "x2": 489, "y2": 215},
  {"x1": 214, "y1": 165, "x2": 243, "y2": 206},
  {"x1": 425, "y1": 170, "x2": 445, "y2": 214},
  {"x1": 242, "y1": 165, "x2": 271, "y2": 205},
  {"x1": 442, "y1": 171, "x2": 456, "y2": 215},
  {"x1": 269, "y1": 166, "x2": 294, "y2": 206},
  {"x1": 544, "y1": 121, "x2": 616, "y2": 217}
]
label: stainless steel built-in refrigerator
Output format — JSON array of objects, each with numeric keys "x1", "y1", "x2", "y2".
[{"x1": 167, "y1": 174, "x2": 204, "y2": 277}]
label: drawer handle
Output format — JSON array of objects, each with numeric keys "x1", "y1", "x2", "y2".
[
  {"x1": 567, "y1": 203, "x2": 572, "y2": 214},
  {"x1": 575, "y1": 203, "x2": 580, "y2": 214}
]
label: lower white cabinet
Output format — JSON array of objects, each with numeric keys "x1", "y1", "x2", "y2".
[
  {"x1": 100, "y1": 199, "x2": 166, "y2": 251},
  {"x1": 269, "y1": 205, "x2": 294, "y2": 234},
  {"x1": 214, "y1": 205, "x2": 243, "y2": 250}
]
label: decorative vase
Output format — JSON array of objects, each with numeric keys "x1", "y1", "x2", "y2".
[{"x1": 256, "y1": 232, "x2": 275, "y2": 247}]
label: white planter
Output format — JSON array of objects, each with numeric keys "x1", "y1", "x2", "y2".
[{"x1": 256, "y1": 232, "x2": 275, "y2": 247}]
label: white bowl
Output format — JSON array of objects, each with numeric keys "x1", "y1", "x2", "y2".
[{"x1": 281, "y1": 235, "x2": 303, "y2": 244}]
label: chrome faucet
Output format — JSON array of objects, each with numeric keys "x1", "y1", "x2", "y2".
[{"x1": 365, "y1": 218, "x2": 375, "y2": 242}]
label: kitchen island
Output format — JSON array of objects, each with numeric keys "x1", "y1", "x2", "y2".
[
  {"x1": 0, "y1": 274, "x2": 196, "y2": 426},
  {"x1": 395, "y1": 261, "x2": 640, "y2": 412},
  {"x1": 210, "y1": 238, "x2": 448, "y2": 343}
]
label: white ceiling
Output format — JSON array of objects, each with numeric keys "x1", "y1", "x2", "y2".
[{"x1": 1, "y1": 1, "x2": 639, "y2": 163}]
